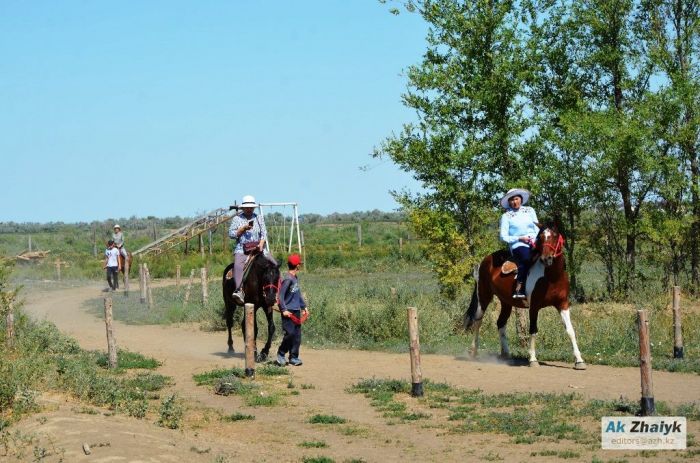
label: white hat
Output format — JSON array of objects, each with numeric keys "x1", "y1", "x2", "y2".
[
  {"x1": 241, "y1": 195, "x2": 258, "y2": 208},
  {"x1": 500, "y1": 188, "x2": 531, "y2": 209},
  {"x1": 113, "y1": 224, "x2": 121, "y2": 229}
]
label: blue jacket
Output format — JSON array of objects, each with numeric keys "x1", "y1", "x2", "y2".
[
  {"x1": 499, "y1": 206, "x2": 539, "y2": 251},
  {"x1": 279, "y1": 272, "x2": 306, "y2": 311}
]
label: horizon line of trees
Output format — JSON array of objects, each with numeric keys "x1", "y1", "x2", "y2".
[{"x1": 376, "y1": 0, "x2": 699, "y2": 299}]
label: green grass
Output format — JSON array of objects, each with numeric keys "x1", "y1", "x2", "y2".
[
  {"x1": 0, "y1": 310, "x2": 170, "y2": 429},
  {"x1": 299, "y1": 441, "x2": 328, "y2": 448},
  {"x1": 349, "y1": 377, "x2": 700, "y2": 446},
  {"x1": 222, "y1": 412, "x2": 255, "y2": 422},
  {"x1": 309, "y1": 414, "x2": 347, "y2": 425}
]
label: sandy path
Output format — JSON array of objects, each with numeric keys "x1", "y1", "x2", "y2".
[{"x1": 11, "y1": 283, "x2": 700, "y2": 462}]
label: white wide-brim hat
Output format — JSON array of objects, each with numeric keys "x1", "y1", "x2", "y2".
[
  {"x1": 241, "y1": 195, "x2": 258, "y2": 208},
  {"x1": 500, "y1": 188, "x2": 531, "y2": 209},
  {"x1": 113, "y1": 224, "x2": 121, "y2": 230}
]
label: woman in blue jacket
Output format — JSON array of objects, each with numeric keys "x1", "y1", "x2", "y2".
[{"x1": 499, "y1": 188, "x2": 539, "y2": 299}]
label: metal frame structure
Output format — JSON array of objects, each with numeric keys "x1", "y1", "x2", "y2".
[{"x1": 132, "y1": 202, "x2": 301, "y2": 258}]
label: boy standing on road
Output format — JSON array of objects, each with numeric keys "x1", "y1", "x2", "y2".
[
  {"x1": 276, "y1": 253, "x2": 308, "y2": 366},
  {"x1": 103, "y1": 240, "x2": 121, "y2": 291}
]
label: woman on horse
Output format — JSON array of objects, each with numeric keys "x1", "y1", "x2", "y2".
[
  {"x1": 499, "y1": 188, "x2": 539, "y2": 299},
  {"x1": 228, "y1": 195, "x2": 277, "y2": 305}
]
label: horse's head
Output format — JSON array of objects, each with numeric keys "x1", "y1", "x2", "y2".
[
  {"x1": 536, "y1": 224, "x2": 565, "y2": 267},
  {"x1": 259, "y1": 258, "x2": 281, "y2": 307}
]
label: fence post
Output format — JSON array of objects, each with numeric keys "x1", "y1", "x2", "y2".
[
  {"x1": 357, "y1": 223, "x2": 362, "y2": 248},
  {"x1": 55, "y1": 260, "x2": 61, "y2": 281},
  {"x1": 637, "y1": 309, "x2": 655, "y2": 416},
  {"x1": 245, "y1": 303, "x2": 255, "y2": 378},
  {"x1": 201, "y1": 267, "x2": 208, "y2": 305},
  {"x1": 103, "y1": 297, "x2": 118, "y2": 369},
  {"x1": 399, "y1": 237, "x2": 403, "y2": 255},
  {"x1": 5, "y1": 301, "x2": 14, "y2": 348},
  {"x1": 139, "y1": 263, "x2": 146, "y2": 304},
  {"x1": 407, "y1": 307, "x2": 423, "y2": 397},
  {"x1": 183, "y1": 269, "x2": 195, "y2": 305},
  {"x1": 123, "y1": 258, "x2": 129, "y2": 297},
  {"x1": 144, "y1": 264, "x2": 154, "y2": 309},
  {"x1": 176, "y1": 265, "x2": 181, "y2": 288},
  {"x1": 672, "y1": 286, "x2": 684, "y2": 359},
  {"x1": 515, "y1": 308, "x2": 528, "y2": 347}
]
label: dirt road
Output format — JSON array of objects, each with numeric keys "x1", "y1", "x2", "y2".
[{"x1": 12, "y1": 283, "x2": 700, "y2": 462}]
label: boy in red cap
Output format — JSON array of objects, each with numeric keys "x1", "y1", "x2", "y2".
[{"x1": 276, "y1": 253, "x2": 308, "y2": 366}]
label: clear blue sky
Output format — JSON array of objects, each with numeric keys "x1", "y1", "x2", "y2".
[{"x1": 1, "y1": 1, "x2": 427, "y2": 223}]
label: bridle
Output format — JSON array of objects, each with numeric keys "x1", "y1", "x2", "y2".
[
  {"x1": 262, "y1": 276, "x2": 281, "y2": 305},
  {"x1": 542, "y1": 231, "x2": 565, "y2": 258}
]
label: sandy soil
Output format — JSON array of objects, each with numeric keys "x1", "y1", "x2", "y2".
[{"x1": 7, "y1": 282, "x2": 700, "y2": 462}]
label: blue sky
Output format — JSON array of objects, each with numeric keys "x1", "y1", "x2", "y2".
[{"x1": 1, "y1": 1, "x2": 427, "y2": 223}]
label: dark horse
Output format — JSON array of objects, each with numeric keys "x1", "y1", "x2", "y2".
[
  {"x1": 464, "y1": 224, "x2": 586, "y2": 369},
  {"x1": 222, "y1": 253, "x2": 281, "y2": 361}
]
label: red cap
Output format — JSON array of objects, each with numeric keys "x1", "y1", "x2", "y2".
[{"x1": 287, "y1": 253, "x2": 302, "y2": 266}]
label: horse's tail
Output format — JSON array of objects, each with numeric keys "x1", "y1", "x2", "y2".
[{"x1": 464, "y1": 265, "x2": 480, "y2": 331}]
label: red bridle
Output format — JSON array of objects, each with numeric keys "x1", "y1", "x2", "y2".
[
  {"x1": 542, "y1": 232, "x2": 565, "y2": 258},
  {"x1": 263, "y1": 277, "x2": 282, "y2": 305}
]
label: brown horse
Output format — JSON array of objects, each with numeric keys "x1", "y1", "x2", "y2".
[
  {"x1": 464, "y1": 225, "x2": 586, "y2": 369},
  {"x1": 117, "y1": 250, "x2": 133, "y2": 283}
]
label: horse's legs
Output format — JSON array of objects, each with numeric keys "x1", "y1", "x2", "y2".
[
  {"x1": 528, "y1": 308, "x2": 541, "y2": 366},
  {"x1": 470, "y1": 286, "x2": 493, "y2": 358},
  {"x1": 226, "y1": 306, "x2": 235, "y2": 352},
  {"x1": 559, "y1": 308, "x2": 586, "y2": 369},
  {"x1": 496, "y1": 305, "x2": 513, "y2": 359},
  {"x1": 257, "y1": 308, "x2": 275, "y2": 362}
]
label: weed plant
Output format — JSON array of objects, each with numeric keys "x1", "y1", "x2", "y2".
[
  {"x1": 0, "y1": 310, "x2": 169, "y2": 429},
  {"x1": 349, "y1": 378, "x2": 699, "y2": 450}
]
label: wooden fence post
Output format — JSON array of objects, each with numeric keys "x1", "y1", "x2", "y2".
[
  {"x1": 123, "y1": 258, "x2": 129, "y2": 297},
  {"x1": 183, "y1": 269, "x2": 195, "y2": 305},
  {"x1": 672, "y1": 286, "x2": 684, "y2": 359},
  {"x1": 139, "y1": 263, "x2": 146, "y2": 304},
  {"x1": 407, "y1": 307, "x2": 423, "y2": 397},
  {"x1": 55, "y1": 260, "x2": 61, "y2": 281},
  {"x1": 515, "y1": 308, "x2": 528, "y2": 347},
  {"x1": 144, "y1": 264, "x2": 154, "y2": 309},
  {"x1": 357, "y1": 223, "x2": 362, "y2": 248},
  {"x1": 103, "y1": 297, "x2": 118, "y2": 369},
  {"x1": 637, "y1": 309, "x2": 655, "y2": 416},
  {"x1": 245, "y1": 303, "x2": 255, "y2": 378},
  {"x1": 201, "y1": 267, "x2": 208, "y2": 305},
  {"x1": 399, "y1": 237, "x2": 403, "y2": 255},
  {"x1": 176, "y1": 265, "x2": 181, "y2": 288},
  {"x1": 5, "y1": 301, "x2": 14, "y2": 348},
  {"x1": 199, "y1": 234, "x2": 204, "y2": 258}
]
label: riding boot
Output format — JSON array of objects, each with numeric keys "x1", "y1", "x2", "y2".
[
  {"x1": 513, "y1": 282, "x2": 526, "y2": 299},
  {"x1": 232, "y1": 288, "x2": 245, "y2": 305}
]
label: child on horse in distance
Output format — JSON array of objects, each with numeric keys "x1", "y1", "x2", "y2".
[
  {"x1": 276, "y1": 253, "x2": 308, "y2": 366},
  {"x1": 499, "y1": 188, "x2": 540, "y2": 299}
]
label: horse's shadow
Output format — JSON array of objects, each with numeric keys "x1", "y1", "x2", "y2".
[
  {"x1": 454, "y1": 353, "x2": 567, "y2": 368},
  {"x1": 211, "y1": 351, "x2": 244, "y2": 360}
]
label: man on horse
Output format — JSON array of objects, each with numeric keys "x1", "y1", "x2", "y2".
[
  {"x1": 499, "y1": 188, "x2": 540, "y2": 299},
  {"x1": 228, "y1": 195, "x2": 277, "y2": 305}
]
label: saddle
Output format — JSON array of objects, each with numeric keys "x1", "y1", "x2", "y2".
[{"x1": 501, "y1": 260, "x2": 518, "y2": 275}]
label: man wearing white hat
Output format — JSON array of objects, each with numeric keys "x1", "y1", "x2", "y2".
[
  {"x1": 227, "y1": 195, "x2": 276, "y2": 305},
  {"x1": 112, "y1": 225, "x2": 128, "y2": 260},
  {"x1": 499, "y1": 188, "x2": 540, "y2": 299}
]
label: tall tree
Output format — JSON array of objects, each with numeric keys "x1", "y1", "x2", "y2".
[
  {"x1": 643, "y1": 0, "x2": 700, "y2": 292},
  {"x1": 375, "y1": 0, "x2": 531, "y2": 294}
]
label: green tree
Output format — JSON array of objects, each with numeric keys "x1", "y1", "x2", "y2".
[
  {"x1": 374, "y1": 0, "x2": 532, "y2": 294},
  {"x1": 642, "y1": 0, "x2": 700, "y2": 292}
]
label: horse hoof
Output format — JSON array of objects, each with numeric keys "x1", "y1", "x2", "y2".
[
  {"x1": 529, "y1": 360, "x2": 540, "y2": 367},
  {"x1": 255, "y1": 353, "x2": 268, "y2": 363},
  {"x1": 574, "y1": 362, "x2": 587, "y2": 370},
  {"x1": 498, "y1": 353, "x2": 511, "y2": 361},
  {"x1": 228, "y1": 346, "x2": 235, "y2": 353}
]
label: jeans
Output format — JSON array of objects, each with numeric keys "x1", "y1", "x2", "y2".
[
  {"x1": 511, "y1": 246, "x2": 532, "y2": 285},
  {"x1": 277, "y1": 312, "x2": 302, "y2": 360},
  {"x1": 106, "y1": 266, "x2": 119, "y2": 289}
]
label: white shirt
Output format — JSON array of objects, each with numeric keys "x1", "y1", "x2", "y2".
[{"x1": 105, "y1": 247, "x2": 120, "y2": 267}]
